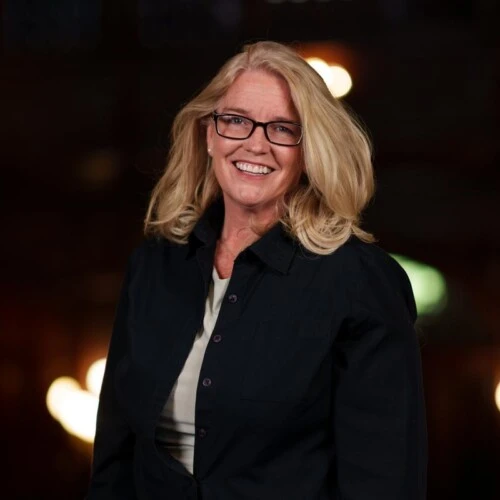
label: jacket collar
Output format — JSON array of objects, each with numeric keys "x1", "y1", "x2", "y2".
[{"x1": 190, "y1": 198, "x2": 296, "y2": 275}]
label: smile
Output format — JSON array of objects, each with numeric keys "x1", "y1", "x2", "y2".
[{"x1": 233, "y1": 161, "x2": 274, "y2": 175}]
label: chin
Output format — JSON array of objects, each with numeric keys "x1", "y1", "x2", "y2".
[
  {"x1": 239, "y1": 197, "x2": 280, "y2": 215},
  {"x1": 236, "y1": 198, "x2": 266, "y2": 210},
  {"x1": 230, "y1": 188, "x2": 264, "y2": 206}
]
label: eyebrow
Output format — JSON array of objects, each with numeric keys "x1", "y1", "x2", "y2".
[{"x1": 220, "y1": 107, "x2": 298, "y2": 123}]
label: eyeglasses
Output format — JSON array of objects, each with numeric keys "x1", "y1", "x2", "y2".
[{"x1": 212, "y1": 112, "x2": 303, "y2": 147}]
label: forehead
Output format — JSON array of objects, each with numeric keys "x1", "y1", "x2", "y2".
[{"x1": 219, "y1": 69, "x2": 298, "y2": 121}]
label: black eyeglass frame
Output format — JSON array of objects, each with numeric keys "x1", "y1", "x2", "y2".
[{"x1": 211, "y1": 112, "x2": 303, "y2": 147}]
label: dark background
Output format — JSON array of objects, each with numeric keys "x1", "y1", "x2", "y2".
[{"x1": 1, "y1": 0, "x2": 499, "y2": 498}]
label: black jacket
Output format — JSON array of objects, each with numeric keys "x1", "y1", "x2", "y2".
[{"x1": 87, "y1": 202, "x2": 427, "y2": 499}]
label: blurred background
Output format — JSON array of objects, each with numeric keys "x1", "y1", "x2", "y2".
[{"x1": 1, "y1": 0, "x2": 499, "y2": 498}]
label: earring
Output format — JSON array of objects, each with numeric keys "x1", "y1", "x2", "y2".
[{"x1": 208, "y1": 148, "x2": 212, "y2": 154}]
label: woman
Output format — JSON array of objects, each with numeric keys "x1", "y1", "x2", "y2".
[{"x1": 87, "y1": 41, "x2": 427, "y2": 499}]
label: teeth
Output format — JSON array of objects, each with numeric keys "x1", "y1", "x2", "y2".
[{"x1": 235, "y1": 162, "x2": 273, "y2": 175}]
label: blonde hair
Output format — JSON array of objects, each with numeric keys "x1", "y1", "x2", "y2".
[{"x1": 144, "y1": 41, "x2": 375, "y2": 255}]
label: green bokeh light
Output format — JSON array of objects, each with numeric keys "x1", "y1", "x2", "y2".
[{"x1": 391, "y1": 254, "x2": 447, "y2": 316}]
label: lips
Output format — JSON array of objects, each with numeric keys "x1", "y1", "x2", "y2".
[{"x1": 233, "y1": 161, "x2": 274, "y2": 175}]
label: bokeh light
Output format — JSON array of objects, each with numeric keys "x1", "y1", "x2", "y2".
[
  {"x1": 86, "y1": 358, "x2": 106, "y2": 397},
  {"x1": 46, "y1": 360, "x2": 107, "y2": 444},
  {"x1": 306, "y1": 57, "x2": 352, "y2": 98},
  {"x1": 328, "y1": 65, "x2": 353, "y2": 98},
  {"x1": 495, "y1": 382, "x2": 500, "y2": 413},
  {"x1": 391, "y1": 254, "x2": 448, "y2": 316},
  {"x1": 46, "y1": 377, "x2": 82, "y2": 420},
  {"x1": 306, "y1": 57, "x2": 333, "y2": 86},
  {"x1": 55, "y1": 385, "x2": 99, "y2": 443}
]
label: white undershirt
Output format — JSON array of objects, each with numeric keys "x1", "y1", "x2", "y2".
[{"x1": 156, "y1": 268, "x2": 230, "y2": 474}]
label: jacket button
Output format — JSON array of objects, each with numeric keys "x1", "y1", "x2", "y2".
[
  {"x1": 228, "y1": 293, "x2": 238, "y2": 303},
  {"x1": 202, "y1": 377, "x2": 212, "y2": 387},
  {"x1": 198, "y1": 428, "x2": 207, "y2": 438},
  {"x1": 212, "y1": 334, "x2": 222, "y2": 343}
]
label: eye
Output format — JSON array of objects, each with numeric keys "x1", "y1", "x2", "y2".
[
  {"x1": 272, "y1": 123, "x2": 295, "y2": 135},
  {"x1": 221, "y1": 115, "x2": 247, "y2": 126},
  {"x1": 230, "y1": 116, "x2": 244, "y2": 125}
]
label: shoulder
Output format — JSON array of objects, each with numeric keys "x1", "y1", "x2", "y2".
[
  {"x1": 328, "y1": 237, "x2": 417, "y2": 322},
  {"x1": 127, "y1": 236, "x2": 185, "y2": 277},
  {"x1": 127, "y1": 236, "x2": 161, "y2": 266},
  {"x1": 333, "y1": 237, "x2": 410, "y2": 283}
]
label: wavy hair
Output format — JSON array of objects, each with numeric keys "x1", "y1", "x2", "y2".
[{"x1": 144, "y1": 41, "x2": 375, "y2": 254}]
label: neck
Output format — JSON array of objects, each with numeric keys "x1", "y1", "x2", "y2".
[{"x1": 219, "y1": 196, "x2": 281, "y2": 254}]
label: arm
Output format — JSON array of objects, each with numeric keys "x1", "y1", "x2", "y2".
[
  {"x1": 332, "y1": 251, "x2": 427, "y2": 499},
  {"x1": 87, "y1": 256, "x2": 137, "y2": 499}
]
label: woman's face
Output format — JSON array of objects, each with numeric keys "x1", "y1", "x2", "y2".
[{"x1": 207, "y1": 69, "x2": 303, "y2": 217}]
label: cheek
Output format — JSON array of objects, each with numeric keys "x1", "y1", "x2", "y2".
[
  {"x1": 281, "y1": 151, "x2": 302, "y2": 180},
  {"x1": 213, "y1": 136, "x2": 240, "y2": 159},
  {"x1": 212, "y1": 158, "x2": 225, "y2": 182},
  {"x1": 211, "y1": 153, "x2": 234, "y2": 186}
]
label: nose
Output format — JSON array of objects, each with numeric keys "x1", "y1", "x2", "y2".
[{"x1": 244, "y1": 124, "x2": 269, "y2": 154}]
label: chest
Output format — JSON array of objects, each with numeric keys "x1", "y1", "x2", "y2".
[
  {"x1": 117, "y1": 246, "x2": 349, "y2": 434},
  {"x1": 213, "y1": 251, "x2": 233, "y2": 279}
]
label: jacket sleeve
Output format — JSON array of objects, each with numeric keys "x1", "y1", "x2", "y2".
[
  {"x1": 87, "y1": 254, "x2": 137, "y2": 499},
  {"x1": 332, "y1": 249, "x2": 427, "y2": 500}
]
